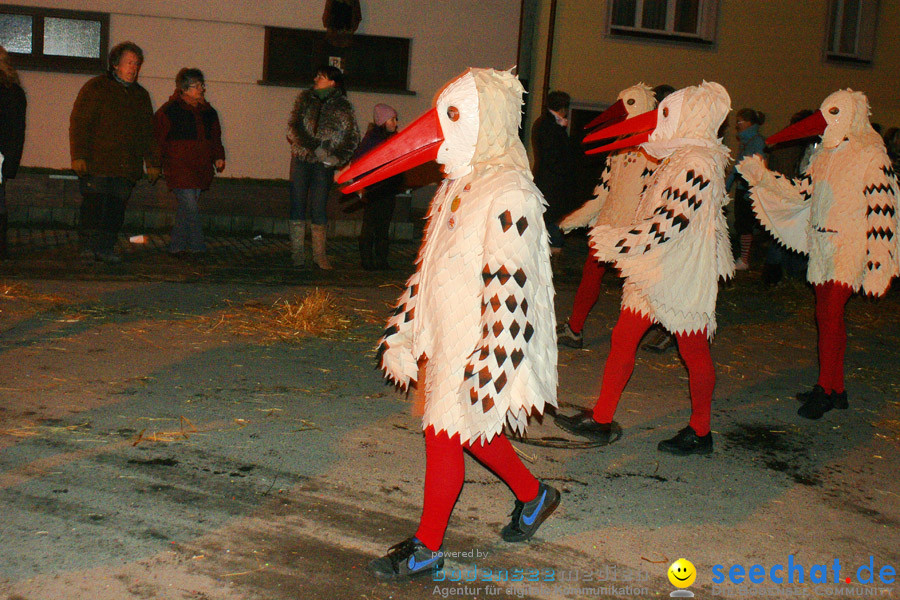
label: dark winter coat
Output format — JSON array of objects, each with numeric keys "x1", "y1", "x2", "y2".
[
  {"x1": 287, "y1": 88, "x2": 359, "y2": 168},
  {"x1": 531, "y1": 111, "x2": 578, "y2": 222},
  {"x1": 0, "y1": 82, "x2": 27, "y2": 180},
  {"x1": 69, "y1": 73, "x2": 159, "y2": 181},
  {"x1": 154, "y1": 91, "x2": 225, "y2": 190},
  {"x1": 352, "y1": 124, "x2": 403, "y2": 199}
]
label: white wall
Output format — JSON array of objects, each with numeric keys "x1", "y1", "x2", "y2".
[{"x1": 13, "y1": 0, "x2": 522, "y2": 178}]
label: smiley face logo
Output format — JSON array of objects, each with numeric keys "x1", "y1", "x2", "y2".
[{"x1": 668, "y1": 559, "x2": 696, "y2": 588}]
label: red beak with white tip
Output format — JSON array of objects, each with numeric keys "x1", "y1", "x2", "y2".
[
  {"x1": 583, "y1": 99, "x2": 628, "y2": 132},
  {"x1": 582, "y1": 108, "x2": 658, "y2": 155},
  {"x1": 765, "y1": 110, "x2": 826, "y2": 146},
  {"x1": 337, "y1": 108, "x2": 443, "y2": 194}
]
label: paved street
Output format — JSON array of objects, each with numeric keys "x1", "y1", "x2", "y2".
[{"x1": 0, "y1": 228, "x2": 898, "y2": 600}]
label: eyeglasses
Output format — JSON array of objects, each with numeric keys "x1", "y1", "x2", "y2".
[{"x1": 190, "y1": 82, "x2": 206, "y2": 90}]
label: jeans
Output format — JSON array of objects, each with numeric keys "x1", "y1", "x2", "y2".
[
  {"x1": 78, "y1": 176, "x2": 135, "y2": 254},
  {"x1": 170, "y1": 188, "x2": 205, "y2": 253},
  {"x1": 289, "y1": 156, "x2": 333, "y2": 225}
]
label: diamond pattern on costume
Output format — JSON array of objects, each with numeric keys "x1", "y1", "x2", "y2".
[
  {"x1": 377, "y1": 269, "x2": 423, "y2": 390},
  {"x1": 861, "y1": 152, "x2": 900, "y2": 295}
]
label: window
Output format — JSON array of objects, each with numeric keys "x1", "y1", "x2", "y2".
[
  {"x1": 0, "y1": 5, "x2": 109, "y2": 73},
  {"x1": 261, "y1": 27, "x2": 413, "y2": 94},
  {"x1": 606, "y1": 0, "x2": 718, "y2": 44},
  {"x1": 825, "y1": 0, "x2": 879, "y2": 64}
]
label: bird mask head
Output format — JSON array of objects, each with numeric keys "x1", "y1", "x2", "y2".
[
  {"x1": 766, "y1": 89, "x2": 880, "y2": 149},
  {"x1": 338, "y1": 68, "x2": 528, "y2": 194}
]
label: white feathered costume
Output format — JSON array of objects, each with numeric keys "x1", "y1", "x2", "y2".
[
  {"x1": 737, "y1": 89, "x2": 899, "y2": 296},
  {"x1": 589, "y1": 81, "x2": 734, "y2": 337},
  {"x1": 560, "y1": 83, "x2": 657, "y2": 233},
  {"x1": 377, "y1": 69, "x2": 557, "y2": 445}
]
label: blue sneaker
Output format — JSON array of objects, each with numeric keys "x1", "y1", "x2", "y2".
[
  {"x1": 368, "y1": 536, "x2": 443, "y2": 580},
  {"x1": 501, "y1": 482, "x2": 561, "y2": 542}
]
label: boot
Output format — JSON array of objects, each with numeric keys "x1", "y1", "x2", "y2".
[
  {"x1": 289, "y1": 220, "x2": 306, "y2": 267},
  {"x1": 310, "y1": 223, "x2": 332, "y2": 270},
  {"x1": 359, "y1": 235, "x2": 375, "y2": 270},
  {"x1": 0, "y1": 213, "x2": 8, "y2": 259}
]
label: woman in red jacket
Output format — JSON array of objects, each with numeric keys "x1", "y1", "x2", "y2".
[{"x1": 154, "y1": 68, "x2": 225, "y2": 255}]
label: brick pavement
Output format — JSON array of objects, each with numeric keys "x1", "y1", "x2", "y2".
[{"x1": 0, "y1": 226, "x2": 591, "y2": 286}]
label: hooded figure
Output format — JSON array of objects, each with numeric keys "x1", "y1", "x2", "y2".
[
  {"x1": 737, "y1": 89, "x2": 899, "y2": 419},
  {"x1": 555, "y1": 83, "x2": 659, "y2": 348},
  {"x1": 337, "y1": 68, "x2": 559, "y2": 580},
  {"x1": 555, "y1": 81, "x2": 734, "y2": 455}
]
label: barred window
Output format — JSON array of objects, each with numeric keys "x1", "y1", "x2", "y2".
[
  {"x1": 0, "y1": 5, "x2": 109, "y2": 74},
  {"x1": 825, "y1": 0, "x2": 879, "y2": 64},
  {"x1": 607, "y1": 0, "x2": 718, "y2": 44}
]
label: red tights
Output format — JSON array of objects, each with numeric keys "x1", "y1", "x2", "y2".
[
  {"x1": 814, "y1": 282, "x2": 853, "y2": 394},
  {"x1": 591, "y1": 309, "x2": 715, "y2": 436},
  {"x1": 568, "y1": 248, "x2": 607, "y2": 334},
  {"x1": 414, "y1": 427, "x2": 539, "y2": 552}
]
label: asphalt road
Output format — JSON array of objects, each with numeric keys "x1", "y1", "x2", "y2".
[{"x1": 1, "y1": 234, "x2": 899, "y2": 600}]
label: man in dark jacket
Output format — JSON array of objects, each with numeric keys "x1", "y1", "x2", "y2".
[
  {"x1": 531, "y1": 90, "x2": 577, "y2": 256},
  {"x1": 0, "y1": 44, "x2": 27, "y2": 259},
  {"x1": 69, "y1": 41, "x2": 160, "y2": 262}
]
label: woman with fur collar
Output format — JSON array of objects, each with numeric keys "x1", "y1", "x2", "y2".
[{"x1": 286, "y1": 65, "x2": 359, "y2": 269}]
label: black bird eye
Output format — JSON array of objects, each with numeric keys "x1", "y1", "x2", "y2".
[
  {"x1": 829, "y1": 107, "x2": 840, "y2": 115},
  {"x1": 627, "y1": 98, "x2": 635, "y2": 105},
  {"x1": 447, "y1": 106, "x2": 460, "y2": 121}
]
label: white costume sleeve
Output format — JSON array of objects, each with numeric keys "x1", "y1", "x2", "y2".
[
  {"x1": 559, "y1": 161, "x2": 610, "y2": 232},
  {"x1": 460, "y1": 188, "x2": 556, "y2": 440},
  {"x1": 376, "y1": 270, "x2": 421, "y2": 389},
  {"x1": 737, "y1": 154, "x2": 812, "y2": 254},
  {"x1": 590, "y1": 162, "x2": 714, "y2": 263},
  {"x1": 861, "y1": 157, "x2": 900, "y2": 296}
]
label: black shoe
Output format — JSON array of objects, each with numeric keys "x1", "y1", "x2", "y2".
[
  {"x1": 641, "y1": 327, "x2": 675, "y2": 353},
  {"x1": 96, "y1": 251, "x2": 122, "y2": 264},
  {"x1": 501, "y1": 482, "x2": 560, "y2": 542},
  {"x1": 796, "y1": 384, "x2": 827, "y2": 403},
  {"x1": 554, "y1": 412, "x2": 621, "y2": 444},
  {"x1": 831, "y1": 389, "x2": 849, "y2": 410},
  {"x1": 797, "y1": 386, "x2": 836, "y2": 419},
  {"x1": 556, "y1": 322, "x2": 583, "y2": 349},
  {"x1": 367, "y1": 537, "x2": 443, "y2": 581},
  {"x1": 657, "y1": 426, "x2": 713, "y2": 455}
]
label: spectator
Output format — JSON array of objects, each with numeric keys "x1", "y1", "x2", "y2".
[
  {"x1": 761, "y1": 109, "x2": 815, "y2": 286},
  {"x1": 352, "y1": 103, "x2": 402, "y2": 270},
  {"x1": 0, "y1": 45, "x2": 27, "y2": 259},
  {"x1": 69, "y1": 41, "x2": 160, "y2": 263},
  {"x1": 154, "y1": 68, "x2": 225, "y2": 256},
  {"x1": 286, "y1": 65, "x2": 359, "y2": 269},
  {"x1": 532, "y1": 90, "x2": 577, "y2": 263},
  {"x1": 726, "y1": 108, "x2": 766, "y2": 270}
]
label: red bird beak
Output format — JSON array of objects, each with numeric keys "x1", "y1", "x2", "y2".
[
  {"x1": 765, "y1": 110, "x2": 826, "y2": 146},
  {"x1": 583, "y1": 99, "x2": 628, "y2": 132},
  {"x1": 582, "y1": 108, "x2": 658, "y2": 155},
  {"x1": 337, "y1": 108, "x2": 443, "y2": 194}
]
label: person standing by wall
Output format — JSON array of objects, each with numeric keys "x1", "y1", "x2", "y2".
[
  {"x1": 531, "y1": 90, "x2": 577, "y2": 264},
  {"x1": 154, "y1": 68, "x2": 225, "y2": 256},
  {"x1": 69, "y1": 41, "x2": 160, "y2": 263},
  {"x1": 352, "y1": 103, "x2": 402, "y2": 270},
  {"x1": 726, "y1": 108, "x2": 766, "y2": 271},
  {"x1": 0, "y1": 45, "x2": 27, "y2": 260},
  {"x1": 286, "y1": 65, "x2": 359, "y2": 269}
]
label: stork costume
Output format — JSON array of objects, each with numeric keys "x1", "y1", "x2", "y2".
[
  {"x1": 556, "y1": 84, "x2": 658, "y2": 347},
  {"x1": 557, "y1": 82, "x2": 733, "y2": 455},
  {"x1": 337, "y1": 68, "x2": 560, "y2": 580},
  {"x1": 737, "y1": 90, "x2": 899, "y2": 419}
]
